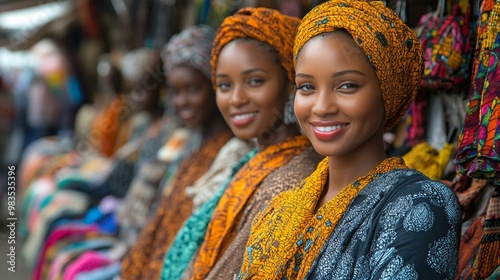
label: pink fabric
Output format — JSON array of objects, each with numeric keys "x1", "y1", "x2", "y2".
[
  {"x1": 62, "y1": 251, "x2": 112, "y2": 280},
  {"x1": 48, "y1": 249, "x2": 73, "y2": 280},
  {"x1": 33, "y1": 224, "x2": 98, "y2": 280}
]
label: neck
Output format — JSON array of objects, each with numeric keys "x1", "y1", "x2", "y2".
[
  {"x1": 328, "y1": 138, "x2": 387, "y2": 193},
  {"x1": 201, "y1": 112, "x2": 229, "y2": 139},
  {"x1": 257, "y1": 123, "x2": 301, "y2": 151}
]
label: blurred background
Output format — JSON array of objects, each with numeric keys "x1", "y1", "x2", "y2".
[{"x1": 0, "y1": 0, "x2": 443, "y2": 170}]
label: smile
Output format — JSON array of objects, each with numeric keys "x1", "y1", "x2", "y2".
[
  {"x1": 311, "y1": 123, "x2": 348, "y2": 140},
  {"x1": 233, "y1": 112, "x2": 257, "y2": 120},
  {"x1": 179, "y1": 109, "x2": 196, "y2": 121},
  {"x1": 313, "y1": 125, "x2": 346, "y2": 132},
  {"x1": 231, "y1": 112, "x2": 257, "y2": 127}
]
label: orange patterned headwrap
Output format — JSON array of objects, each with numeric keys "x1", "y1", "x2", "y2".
[
  {"x1": 294, "y1": 0, "x2": 424, "y2": 131},
  {"x1": 211, "y1": 7, "x2": 300, "y2": 85}
]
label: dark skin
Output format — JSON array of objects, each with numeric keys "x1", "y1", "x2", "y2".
[
  {"x1": 215, "y1": 39, "x2": 300, "y2": 151},
  {"x1": 167, "y1": 65, "x2": 228, "y2": 138},
  {"x1": 294, "y1": 32, "x2": 387, "y2": 210}
]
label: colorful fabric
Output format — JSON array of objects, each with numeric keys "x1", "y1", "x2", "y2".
[
  {"x1": 120, "y1": 129, "x2": 232, "y2": 280},
  {"x1": 74, "y1": 262, "x2": 121, "y2": 280},
  {"x1": 189, "y1": 135, "x2": 311, "y2": 280},
  {"x1": 116, "y1": 128, "x2": 197, "y2": 247},
  {"x1": 20, "y1": 176, "x2": 57, "y2": 238},
  {"x1": 88, "y1": 95, "x2": 126, "y2": 157},
  {"x1": 62, "y1": 251, "x2": 112, "y2": 280},
  {"x1": 106, "y1": 116, "x2": 179, "y2": 198},
  {"x1": 185, "y1": 137, "x2": 255, "y2": 211},
  {"x1": 454, "y1": 177, "x2": 489, "y2": 219},
  {"x1": 402, "y1": 142, "x2": 454, "y2": 180},
  {"x1": 32, "y1": 223, "x2": 99, "y2": 280},
  {"x1": 161, "y1": 149, "x2": 257, "y2": 280},
  {"x1": 210, "y1": 7, "x2": 300, "y2": 84},
  {"x1": 23, "y1": 189, "x2": 90, "y2": 268},
  {"x1": 473, "y1": 192, "x2": 500, "y2": 279},
  {"x1": 455, "y1": 1, "x2": 500, "y2": 184},
  {"x1": 239, "y1": 157, "x2": 411, "y2": 279},
  {"x1": 457, "y1": 215, "x2": 485, "y2": 280},
  {"x1": 418, "y1": 4, "x2": 473, "y2": 91},
  {"x1": 293, "y1": 0, "x2": 424, "y2": 131},
  {"x1": 48, "y1": 237, "x2": 116, "y2": 280},
  {"x1": 161, "y1": 25, "x2": 215, "y2": 80},
  {"x1": 406, "y1": 90, "x2": 428, "y2": 146}
]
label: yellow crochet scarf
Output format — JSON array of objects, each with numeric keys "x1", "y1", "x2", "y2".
[{"x1": 239, "y1": 157, "x2": 408, "y2": 279}]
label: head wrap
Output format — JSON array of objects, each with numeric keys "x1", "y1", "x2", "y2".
[
  {"x1": 294, "y1": 0, "x2": 424, "y2": 131},
  {"x1": 122, "y1": 48, "x2": 160, "y2": 83},
  {"x1": 211, "y1": 7, "x2": 300, "y2": 85},
  {"x1": 162, "y1": 25, "x2": 215, "y2": 80}
]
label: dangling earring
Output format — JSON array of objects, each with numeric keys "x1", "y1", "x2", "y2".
[{"x1": 284, "y1": 94, "x2": 296, "y2": 125}]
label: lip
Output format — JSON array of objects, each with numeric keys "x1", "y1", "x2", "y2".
[
  {"x1": 178, "y1": 109, "x2": 196, "y2": 121},
  {"x1": 309, "y1": 121, "x2": 348, "y2": 140},
  {"x1": 230, "y1": 111, "x2": 258, "y2": 127}
]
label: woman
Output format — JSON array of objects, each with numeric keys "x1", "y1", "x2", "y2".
[
  {"x1": 179, "y1": 7, "x2": 323, "y2": 280},
  {"x1": 239, "y1": 1, "x2": 461, "y2": 279},
  {"x1": 119, "y1": 25, "x2": 236, "y2": 280}
]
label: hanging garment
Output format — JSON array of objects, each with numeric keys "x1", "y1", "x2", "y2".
[
  {"x1": 403, "y1": 141, "x2": 455, "y2": 180},
  {"x1": 455, "y1": 0, "x2": 500, "y2": 185}
]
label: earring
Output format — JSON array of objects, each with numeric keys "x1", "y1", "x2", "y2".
[{"x1": 284, "y1": 94, "x2": 296, "y2": 125}]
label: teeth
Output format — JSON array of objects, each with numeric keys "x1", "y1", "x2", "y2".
[
  {"x1": 315, "y1": 125, "x2": 345, "y2": 132},
  {"x1": 233, "y1": 113, "x2": 256, "y2": 120}
]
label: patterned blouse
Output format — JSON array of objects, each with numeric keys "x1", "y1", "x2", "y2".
[{"x1": 307, "y1": 169, "x2": 461, "y2": 279}]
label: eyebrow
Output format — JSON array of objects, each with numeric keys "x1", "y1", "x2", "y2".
[
  {"x1": 216, "y1": 68, "x2": 267, "y2": 78},
  {"x1": 332, "y1": 70, "x2": 366, "y2": 78},
  {"x1": 296, "y1": 70, "x2": 366, "y2": 79}
]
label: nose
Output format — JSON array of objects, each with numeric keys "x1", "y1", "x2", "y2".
[
  {"x1": 311, "y1": 89, "x2": 338, "y2": 117},
  {"x1": 172, "y1": 91, "x2": 188, "y2": 108},
  {"x1": 229, "y1": 85, "x2": 249, "y2": 107}
]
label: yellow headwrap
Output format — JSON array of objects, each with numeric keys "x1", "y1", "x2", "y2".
[
  {"x1": 294, "y1": 0, "x2": 424, "y2": 131},
  {"x1": 211, "y1": 7, "x2": 300, "y2": 85}
]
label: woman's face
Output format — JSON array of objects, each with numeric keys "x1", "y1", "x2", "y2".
[
  {"x1": 168, "y1": 66, "x2": 216, "y2": 128},
  {"x1": 215, "y1": 40, "x2": 291, "y2": 141},
  {"x1": 294, "y1": 33, "x2": 385, "y2": 158}
]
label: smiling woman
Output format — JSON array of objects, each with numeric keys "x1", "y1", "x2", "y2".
[
  {"x1": 239, "y1": 1, "x2": 461, "y2": 279},
  {"x1": 168, "y1": 66, "x2": 217, "y2": 128},
  {"x1": 295, "y1": 31, "x2": 385, "y2": 161},
  {"x1": 215, "y1": 38, "x2": 292, "y2": 144}
]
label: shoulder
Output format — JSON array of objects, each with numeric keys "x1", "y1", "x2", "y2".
[
  {"x1": 259, "y1": 147, "x2": 323, "y2": 195},
  {"x1": 367, "y1": 168, "x2": 458, "y2": 201},
  {"x1": 357, "y1": 168, "x2": 461, "y2": 225}
]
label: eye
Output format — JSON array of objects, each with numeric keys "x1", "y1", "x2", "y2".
[
  {"x1": 188, "y1": 86, "x2": 199, "y2": 92},
  {"x1": 168, "y1": 87, "x2": 179, "y2": 96},
  {"x1": 217, "y1": 82, "x2": 231, "y2": 91},
  {"x1": 248, "y1": 77, "x2": 264, "y2": 86},
  {"x1": 296, "y1": 83, "x2": 315, "y2": 94},
  {"x1": 338, "y1": 82, "x2": 359, "y2": 91}
]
